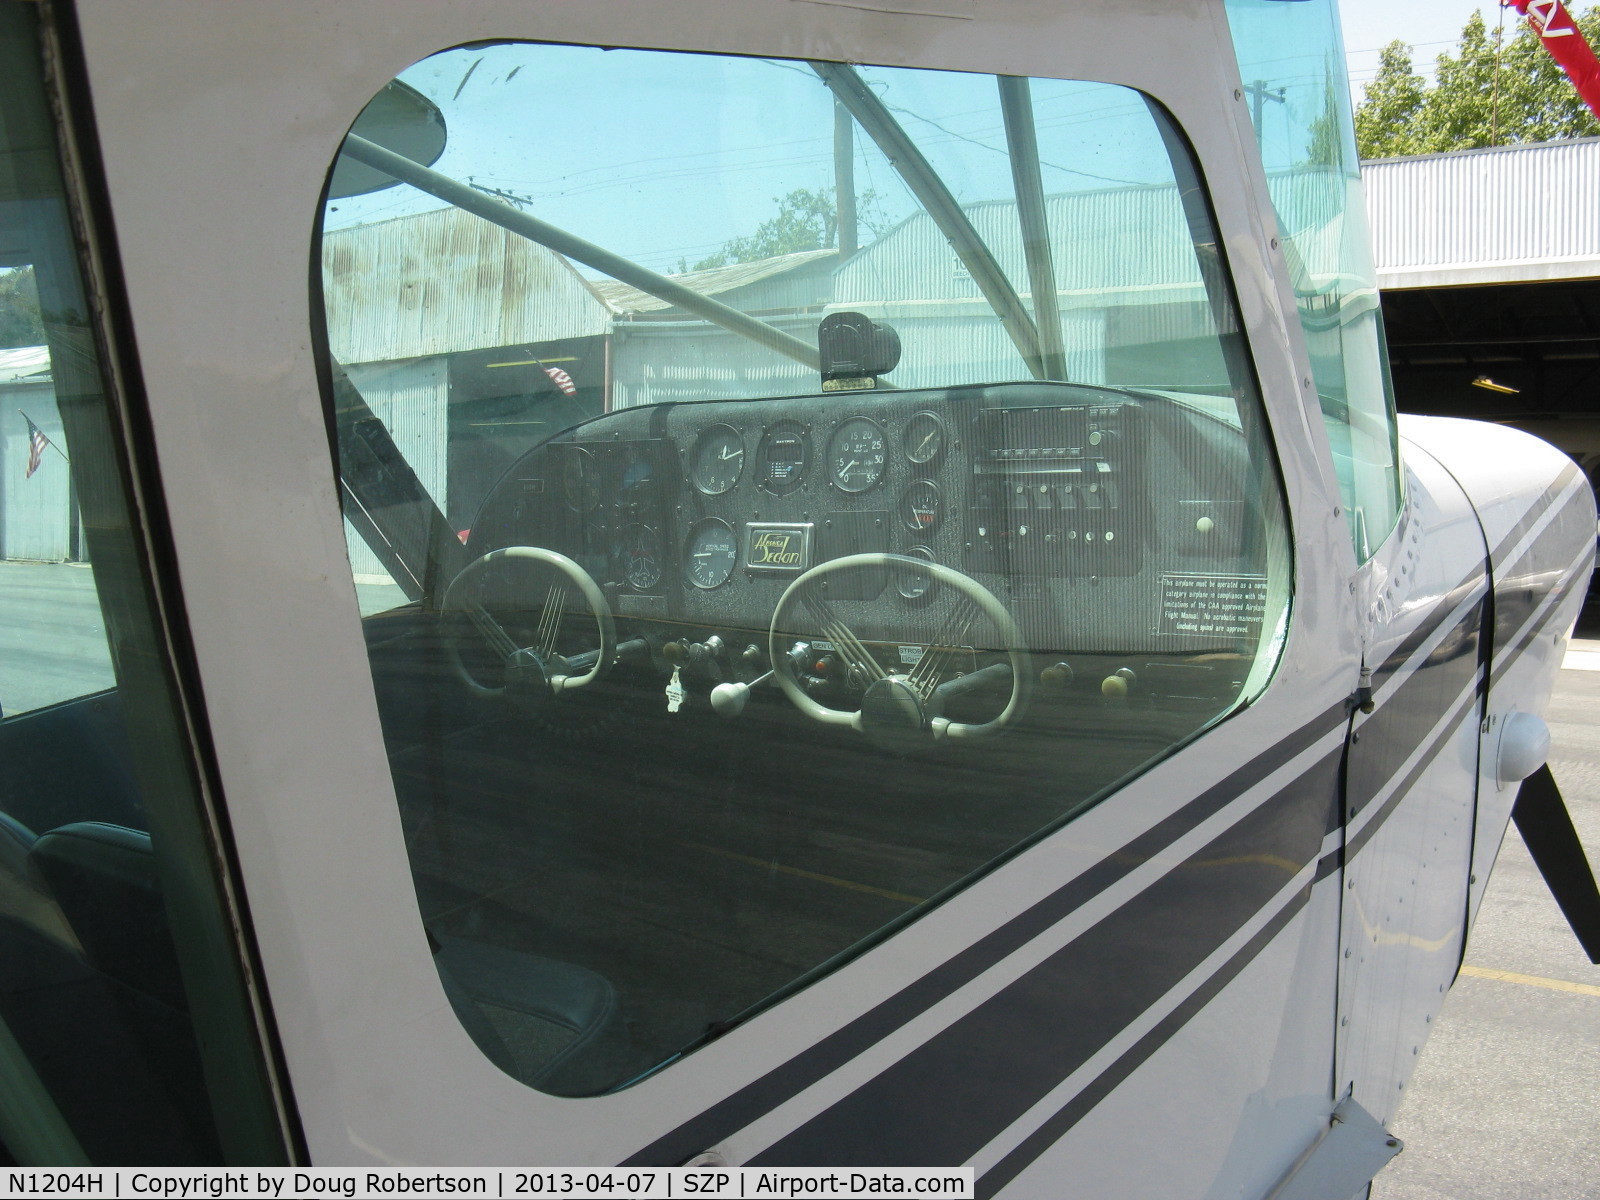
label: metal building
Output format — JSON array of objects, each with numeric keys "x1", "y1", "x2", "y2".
[
  {"x1": 1368, "y1": 137, "x2": 1600, "y2": 489},
  {"x1": 0, "y1": 345, "x2": 74, "y2": 561}
]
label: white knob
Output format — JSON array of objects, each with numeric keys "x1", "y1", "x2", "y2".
[{"x1": 710, "y1": 682, "x2": 750, "y2": 718}]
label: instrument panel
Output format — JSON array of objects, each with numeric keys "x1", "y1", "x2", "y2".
[{"x1": 467, "y1": 380, "x2": 1266, "y2": 657}]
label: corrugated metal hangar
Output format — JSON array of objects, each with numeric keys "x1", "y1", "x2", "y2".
[
  {"x1": 3, "y1": 138, "x2": 1598, "y2": 563},
  {"x1": 1369, "y1": 136, "x2": 1600, "y2": 489}
]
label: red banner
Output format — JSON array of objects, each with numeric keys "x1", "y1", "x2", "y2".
[{"x1": 1509, "y1": 0, "x2": 1600, "y2": 122}]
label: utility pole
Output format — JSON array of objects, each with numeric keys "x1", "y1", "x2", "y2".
[{"x1": 1243, "y1": 79, "x2": 1286, "y2": 147}]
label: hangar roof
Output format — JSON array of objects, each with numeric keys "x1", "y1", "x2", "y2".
[{"x1": 1365, "y1": 137, "x2": 1600, "y2": 290}]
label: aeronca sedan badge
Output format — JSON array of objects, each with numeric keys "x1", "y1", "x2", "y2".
[{"x1": 744, "y1": 522, "x2": 813, "y2": 575}]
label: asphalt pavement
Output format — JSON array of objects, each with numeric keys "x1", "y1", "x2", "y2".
[
  {"x1": 0, "y1": 560, "x2": 114, "y2": 715},
  {"x1": 1371, "y1": 633, "x2": 1600, "y2": 1200},
  {"x1": 0, "y1": 561, "x2": 403, "y2": 716}
]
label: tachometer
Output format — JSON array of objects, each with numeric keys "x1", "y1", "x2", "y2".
[
  {"x1": 828, "y1": 417, "x2": 887, "y2": 493},
  {"x1": 903, "y1": 411, "x2": 946, "y2": 465},
  {"x1": 684, "y1": 518, "x2": 738, "y2": 590},
  {"x1": 691, "y1": 424, "x2": 744, "y2": 495}
]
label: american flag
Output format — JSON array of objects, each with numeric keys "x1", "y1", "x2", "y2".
[
  {"x1": 542, "y1": 364, "x2": 577, "y2": 396},
  {"x1": 24, "y1": 415, "x2": 49, "y2": 479}
]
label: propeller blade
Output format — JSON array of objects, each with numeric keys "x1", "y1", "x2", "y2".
[{"x1": 1511, "y1": 763, "x2": 1600, "y2": 964}]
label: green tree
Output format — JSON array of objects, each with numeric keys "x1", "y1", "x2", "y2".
[
  {"x1": 1354, "y1": 41, "x2": 1427, "y2": 158},
  {"x1": 0, "y1": 266, "x2": 44, "y2": 349},
  {"x1": 1355, "y1": 7, "x2": 1600, "y2": 158},
  {"x1": 691, "y1": 186, "x2": 886, "y2": 271}
]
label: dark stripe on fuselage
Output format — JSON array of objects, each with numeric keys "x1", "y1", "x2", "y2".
[
  {"x1": 626, "y1": 473, "x2": 1581, "y2": 1168},
  {"x1": 1485, "y1": 464, "x2": 1587, "y2": 672},
  {"x1": 750, "y1": 748, "x2": 1342, "y2": 1167},
  {"x1": 1348, "y1": 598, "x2": 1485, "y2": 821},
  {"x1": 1372, "y1": 570, "x2": 1486, "y2": 693},
  {"x1": 964, "y1": 660, "x2": 1483, "y2": 1192},
  {"x1": 1373, "y1": 455, "x2": 1579, "y2": 697},
  {"x1": 1346, "y1": 677, "x2": 1481, "y2": 866},
  {"x1": 1487, "y1": 460, "x2": 1582, "y2": 568},
  {"x1": 966, "y1": 657, "x2": 1485, "y2": 1191},
  {"x1": 1489, "y1": 542, "x2": 1595, "y2": 693},
  {"x1": 621, "y1": 701, "x2": 1347, "y2": 1166},
  {"x1": 974, "y1": 881, "x2": 1314, "y2": 1197}
]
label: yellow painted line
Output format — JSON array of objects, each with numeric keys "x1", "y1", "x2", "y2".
[
  {"x1": 1460, "y1": 963, "x2": 1600, "y2": 997},
  {"x1": 682, "y1": 842, "x2": 925, "y2": 906}
]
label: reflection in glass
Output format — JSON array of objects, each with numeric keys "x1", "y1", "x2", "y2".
[{"x1": 319, "y1": 41, "x2": 1293, "y2": 1096}]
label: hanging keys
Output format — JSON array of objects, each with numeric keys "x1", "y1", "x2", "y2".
[{"x1": 665, "y1": 665, "x2": 686, "y2": 713}]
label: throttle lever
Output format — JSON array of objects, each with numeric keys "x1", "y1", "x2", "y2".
[{"x1": 710, "y1": 671, "x2": 775, "y2": 718}]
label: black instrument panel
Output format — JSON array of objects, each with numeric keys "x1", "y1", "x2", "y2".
[{"x1": 467, "y1": 380, "x2": 1266, "y2": 656}]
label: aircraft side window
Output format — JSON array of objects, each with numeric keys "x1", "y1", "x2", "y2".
[
  {"x1": 1224, "y1": 0, "x2": 1404, "y2": 559},
  {"x1": 0, "y1": 3, "x2": 280, "y2": 1165},
  {"x1": 316, "y1": 43, "x2": 1294, "y2": 1096}
]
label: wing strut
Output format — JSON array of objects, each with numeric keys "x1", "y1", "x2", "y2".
[
  {"x1": 1512, "y1": 763, "x2": 1600, "y2": 964},
  {"x1": 997, "y1": 76, "x2": 1068, "y2": 381},
  {"x1": 810, "y1": 62, "x2": 1048, "y2": 380},
  {"x1": 338, "y1": 135, "x2": 823, "y2": 374}
]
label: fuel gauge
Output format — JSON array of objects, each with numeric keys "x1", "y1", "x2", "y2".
[{"x1": 899, "y1": 479, "x2": 943, "y2": 535}]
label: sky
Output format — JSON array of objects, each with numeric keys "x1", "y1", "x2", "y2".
[
  {"x1": 321, "y1": 2, "x2": 1533, "y2": 277},
  {"x1": 1339, "y1": 1, "x2": 1507, "y2": 96}
]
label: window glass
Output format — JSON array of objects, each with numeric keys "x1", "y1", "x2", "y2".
[
  {"x1": 0, "y1": 2, "x2": 279, "y2": 1164},
  {"x1": 1225, "y1": 0, "x2": 1404, "y2": 559},
  {"x1": 0, "y1": 348, "x2": 115, "y2": 713},
  {"x1": 319, "y1": 44, "x2": 1292, "y2": 1096}
]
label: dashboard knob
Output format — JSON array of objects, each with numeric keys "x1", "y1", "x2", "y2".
[
  {"x1": 1101, "y1": 667, "x2": 1136, "y2": 698},
  {"x1": 710, "y1": 670, "x2": 773, "y2": 719},
  {"x1": 1040, "y1": 662, "x2": 1074, "y2": 688},
  {"x1": 710, "y1": 681, "x2": 751, "y2": 718},
  {"x1": 1089, "y1": 428, "x2": 1118, "y2": 450}
]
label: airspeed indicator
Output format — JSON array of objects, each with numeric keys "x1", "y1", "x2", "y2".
[{"x1": 828, "y1": 417, "x2": 887, "y2": 493}]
